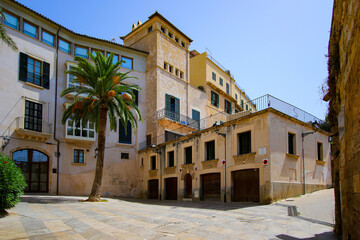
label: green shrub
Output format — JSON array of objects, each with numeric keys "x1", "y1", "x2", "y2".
[{"x1": 0, "y1": 153, "x2": 26, "y2": 211}]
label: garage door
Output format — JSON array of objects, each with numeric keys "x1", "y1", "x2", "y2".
[
  {"x1": 165, "y1": 177, "x2": 177, "y2": 200},
  {"x1": 201, "y1": 173, "x2": 221, "y2": 201},
  {"x1": 148, "y1": 179, "x2": 159, "y2": 199},
  {"x1": 232, "y1": 169, "x2": 259, "y2": 202}
]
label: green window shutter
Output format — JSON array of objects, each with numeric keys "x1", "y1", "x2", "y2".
[
  {"x1": 175, "y1": 97, "x2": 180, "y2": 114},
  {"x1": 165, "y1": 94, "x2": 171, "y2": 111},
  {"x1": 42, "y1": 61, "x2": 50, "y2": 89},
  {"x1": 211, "y1": 91, "x2": 214, "y2": 105},
  {"x1": 192, "y1": 109, "x2": 200, "y2": 121},
  {"x1": 19, "y1": 52, "x2": 28, "y2": 82},
  {"x1": 229, "y1": 102, "x2": 232, "y2": 114},
  {"x1": 241, "y1": 100, "x2": 244, "y2": 109},
  {"x1": 216, "y1": 93, "x2": 219, "y2": 108}
]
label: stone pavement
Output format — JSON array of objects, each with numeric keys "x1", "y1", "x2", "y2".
[{"x1": 0, "y1": 190, "x2": 338, "y2": 239}]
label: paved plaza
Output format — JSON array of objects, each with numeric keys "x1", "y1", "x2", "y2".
[{"x1": 0, "y1": 189, "x2": 337, "y2": 239}]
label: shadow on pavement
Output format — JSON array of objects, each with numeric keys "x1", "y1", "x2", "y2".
[
  {"x1": 115, "y1": 197, "x2": 262, "y2": 211},
  {"x1": 277, "y1": 231, "x2": 339, "y2": 240},
  {"x1": 20, "y1": 195, "x2": 82, "y2": 204}
]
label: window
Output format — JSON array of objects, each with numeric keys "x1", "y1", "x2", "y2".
[
  {"x1": 3, "y1": 12, "x2": 18, "y2": 30},
  {"x1": 288, "y1": 133, "x2": 296, "y2": 155},
  {"x1": 238, "y1": 131, "x2": 251, "y2": 155},
  {"x1": 168, "y1": 151, "x2": 174, "y2": 167},
  {"x1": 107, "y1": 53, "x2": 119, "y2": 64},
  {"x1": 205, "y1": 140, "x2": 215, "y2": 161},
  {"x1": 23, "y1": 21, "x2": 37, "y2": 38},
  {"x1": 235, "y1": 94, "x2": 238, "y2": 100},
  {"x1": 91, "y1": 49, "x2": 104, "y2": 57},
  {"x1": 246, "y1": 104, "x2": 248, "y2": 111},
  {"x1": 184, "y1": 146, "x2": 192, "y2": 164},
  {"x1": 148, "y1": 26, "x2": 152, "y2": 33},
  {"x1": 66, "y1": 119, "x2": 95, "y2": 140},
  {"x1": 150, "y1": 155, "x2": 156, "y2": 170},
  {"x1": 59, "y1": 39, "x2": 70, "y2": 54},
  {"x1": 175, "y1": 37, "x2": 179, "y2": 43},
  {"x1": 165, "y1": 131, "x2": 182, "y2": 142},
  {"x1": 119, "y1": 120, "x2": 132, "y2": 144},
  {"x1": 224, "y1": 99, "x2": 232, "y2": 114},
  {"x1": 226, "y1": 83, "x2": 230, "y2": 94},
  {"x1": 241, "y1": 100, "x2": 244, "y2": 109},
  {"x1": 66, "y1": 63, "x2": 78, "y2": 88},
  {"x1": 211, "y1": 91, "x2": 219, "y2": 107},
  {"x1": 175, "y1": 69, "x2": 179, "y2": 76},
  {"x1": 169, "y1": 65, "x2": 173, "y2": 73},
  {"x1": 181, "y1": 42, "x2": 185, "y2": 48},
  {"x1": 132, "y1": 89, "x2": 138, "y2": 105},
  {"x1": 146, "y1": 134, "x2": 152, "y2": 147},
  {"x1": 165, "y1": 94, "x2": 180, "y2": 121},
  {"x1": 161, "y1": 26, "x2": 165, "y2": 33},
  {"x1": 317, "y1": 142, "x2": 323, "y2": 161},
  {"x1": 19, "y1": 52, "x2": 50, "y2": 89},
  {"x1": 180, "y1": 71, "x2": 184, "y2": 79},
  {"x1": 164, "y1": 62, "x2": 168, "y2": 70},
  {"x1": 25, "y1": 100, "x2": 42, "y2": 132},
  {"x1": 192, "y1": 109, "x2": 200, "y2": 129},
  {"x1": 121, "y1": 152, "x2": 129, "y2": 159},
  {"x1": 74, "y1": 149, "x2": 84, "y2": 164},
  {"x1": 121, "y1": 56, "x2": 133, "y2": 69},
  {"x1": 219, "y1": 77, "x2": 223, "y2": 86},
  {"x1": 168, "y1": 32, "x2": 173, "y2": 38},
  {"x1": 75, "y1": 45, "x2": 88, "y2": 58},
  {"x1": 42, "y1": 31, "x2": 54, "y2": 46},
  {"x1": 212, "y1": 72, "x2": 216, "y2": 81}
]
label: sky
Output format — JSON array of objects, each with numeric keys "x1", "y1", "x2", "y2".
[{"x1": 15, "y1": 0, "x2": 333, "y2": 119}]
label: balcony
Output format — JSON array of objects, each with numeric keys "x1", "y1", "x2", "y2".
[
  {"x1": 14, "y1": 117, "x2": 52, "y2": 141},
  {"x1": 157, "y1": 109, "x2": 199, "y2": 130}
]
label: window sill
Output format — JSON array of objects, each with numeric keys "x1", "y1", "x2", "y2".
[
  {"x1": 286, "y1": 153, "x2": 299, "y2": 160},
  {"x1": 233, "y1": 152, "x2": 256, "y2": 165},
  {"x1": 165, "y1": 166, "x2": 176, "y2": 175},
  {"x1": 116, "y1": 143, "x2": 135, "y2": 148},
  {"x1": 72, "y1": 162, "x2": 86, "y2": 166},
  {"x1": 202, "y1": 159, "x2": 218, "y2": 170},
  {"x1": 24, "y1": 81, "x2": 44, "y2": 90},
  {"x1": 65, "y1": 137, "x2": 95, "y2": 145},
  {"x1": 316, "y1": 160, "x2": 326, "y2": 165}
]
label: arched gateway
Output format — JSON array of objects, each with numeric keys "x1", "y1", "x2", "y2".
[{"x1": 12, "y1": 149, "x2": 49, "y2": 193}]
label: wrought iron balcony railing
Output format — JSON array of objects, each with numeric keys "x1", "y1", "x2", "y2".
[{"x1": 157, "y1": 109, "x2": 200, "y2": 130}]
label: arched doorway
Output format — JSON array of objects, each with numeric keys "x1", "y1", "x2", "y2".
[
  {"x1": 12, "y1": 149, "x2": 49, "y2": 193},
  {"x1": 184, "y1": 173, "x2": 192, "y2": 198}
]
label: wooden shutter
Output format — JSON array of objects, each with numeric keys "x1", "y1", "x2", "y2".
[
  {"x1": 175, "y1": 97, "x2": 180, "y2": 114},
  {"x1": 229, "y1": 102, "x2": 232, "y2": 114},
  {"x1": 19, "y1": 52, "x2": 28, "y2": 81},
  {"x1": 165, "y1": 94, "x2": 171, "y2": 111},
  {"x1": 42, "y1": 61, "x2": 50, "y2": 89},
  {"x1": 216, "y1": 93, "x2": 219, "y2": 108}
]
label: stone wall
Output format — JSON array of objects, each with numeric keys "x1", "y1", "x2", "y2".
[{"x1": 328, "y1": 0, "x2": 360, "y2": 239}]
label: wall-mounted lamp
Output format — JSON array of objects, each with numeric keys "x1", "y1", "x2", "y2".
[{"x1": 94, "y1": 148, "x2": 98, "y2": 158}]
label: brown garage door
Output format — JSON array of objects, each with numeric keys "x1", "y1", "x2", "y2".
[
  {"x1": 148, "y1": 179, "x2": 159, "y2": 199},
  {"x1": 201, "y1": 173, "x2": 221, "y2": 201},
  {"x1": 232, "y1": 169, "x2": 259, "y2": 202},
  {"x1": 165, "y1": 177, "x2": 177, "y2": 200}
]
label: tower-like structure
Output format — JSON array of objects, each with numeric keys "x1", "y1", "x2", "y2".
[{"x1": 121, "y1": 12, "x2": 207, "y2": 147}]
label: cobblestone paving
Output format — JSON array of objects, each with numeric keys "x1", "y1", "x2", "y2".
[{"x1": 0, "y1": 194, "x2": 337, "y2": 239}]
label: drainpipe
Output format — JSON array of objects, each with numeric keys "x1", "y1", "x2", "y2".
[
  {"x1": 215, "y1": 128, "x2": 226, "y2": 202},
  {"x1": 54, "y1": 27, "x2": 61, "y2": 195}
]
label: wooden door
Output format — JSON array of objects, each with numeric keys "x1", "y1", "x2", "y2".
[
  {"x1": 232, "y1": 169, "x2": 260, "y2": 202},
  {"x1": 201, "y1": 173, "x2": 221, "y2": 201},
  {"x1": 185, "y1": 174, "x2": 192, "y2": 198},
  {"x1": 148, "y1": 179, "x2": 159, "y2": 199},
  {"x1": 165, "y1": 177, "x2": 177, "y2": 200}
]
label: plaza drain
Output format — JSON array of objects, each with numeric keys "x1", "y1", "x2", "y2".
[{"x1": 287, "y1": 206, "x2": 299, "y2": 216}]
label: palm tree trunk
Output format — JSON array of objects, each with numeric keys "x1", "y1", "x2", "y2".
[{"x1": 87, "y1": 107, "x2": 107, "y2": 201}]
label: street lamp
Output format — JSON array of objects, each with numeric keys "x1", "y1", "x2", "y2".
[{"x1": 301, "y1": 121, "x2": 319, "y2": 194}]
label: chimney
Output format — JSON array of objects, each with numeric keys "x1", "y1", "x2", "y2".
[{"x1": 132, "y1": 23, "x2": 137, "y2": 31}]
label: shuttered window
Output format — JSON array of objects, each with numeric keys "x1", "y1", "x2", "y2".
[
  {"x1": 224, "y1": 100, "x2": 232, "y2": 114},
  {"x1": 119, "y1": 120, "x2": 132, "y2": 144},
  {"x1": 205, "y1": 140, "x2": 215, "y2": 161},
  {"x1": 238, "y1": 131, "x2": 251, "y2": 155},
  {"x1": 211, "y1": 91, "x2": 219, "y2": 107},
  {"x1": 165, "y1": 94, "x2": 180, "y2": 121},
  {"x1": 19, "y1": 52, "x2": 50, "y2": 89}
]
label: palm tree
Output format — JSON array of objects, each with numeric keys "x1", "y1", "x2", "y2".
[
  {"x1": 0, "y1": 8, "x2": 18, "y2": 50},
  {"x1": 61, "y1": 52, "x2": 142, "y2": 201}
]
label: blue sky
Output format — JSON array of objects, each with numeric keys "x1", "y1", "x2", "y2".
[{"x1": 15, "y1": 0, "x2": 333, "y2": 119}]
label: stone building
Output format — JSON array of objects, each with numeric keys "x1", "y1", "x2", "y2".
[
  {"x1": 0, "y1": 0, "x2": 148, "y2": 197},
  {"x1": 0, "y1": 0, "x2": 332, "y2": 203},
  {"x1": 326, "y1": 0, "x2": 360, "y2": 238}
]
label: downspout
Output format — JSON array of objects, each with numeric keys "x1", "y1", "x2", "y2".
[
  {"x1": 186, "y1": 48, "x2": 189, "y2": 118},
  {"x1": 54, "y1": 27, "x2": 61, "y2": 195}
]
